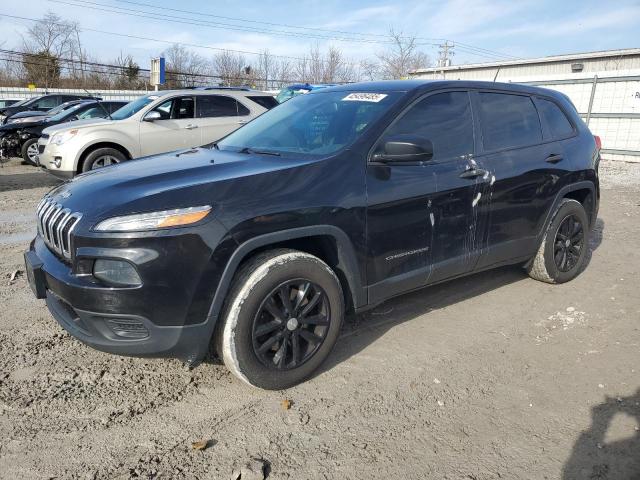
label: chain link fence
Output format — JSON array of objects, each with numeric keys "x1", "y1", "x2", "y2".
[{"x1": 523, "y1": 74, "x2": 640, "y2": 163}]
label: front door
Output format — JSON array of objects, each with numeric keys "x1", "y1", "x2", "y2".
[
  {"x1": 139, "y1": 96, "x2": 199, "y2": 156},
  {"x1": 366, "y1": 90, "x2": 482, "y2": 303}
]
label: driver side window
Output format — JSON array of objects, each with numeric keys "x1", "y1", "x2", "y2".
[
  {"x1": 151, "y1": 96, "x2": 195, "y2": 120},
  {"x1": 380, "y1": 91, "x2": 474, "y2": 162}
]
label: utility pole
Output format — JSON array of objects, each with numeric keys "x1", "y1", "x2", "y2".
[{"x1": 437, "y1": 41, "x2": 455, "y2": 78}]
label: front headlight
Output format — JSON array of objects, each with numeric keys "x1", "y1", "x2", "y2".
[
  {"x1": 94, "y1": 205, "x2": 212, "y2": 232},
  {"x1": 51, "y1": 129, "x2": 78, "y2": 146}
]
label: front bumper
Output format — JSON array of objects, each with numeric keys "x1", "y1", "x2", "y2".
[
  {"x1": 25, "y1": 224, "x2": 229, "y2": 364},
  {"x1": 38, "y1": 140, "x2": 76, "y2": 176}
]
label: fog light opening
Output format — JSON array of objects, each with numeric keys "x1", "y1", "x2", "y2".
[
  {"x1": 53, "y1": 156, "x2": 62, "y2": 168},
  {"x1": 106, "y1": 319, "x2": 149, "y2": 339},
  {"x1": 93, "y1": 259, "x2": 142, "y2": 287}
]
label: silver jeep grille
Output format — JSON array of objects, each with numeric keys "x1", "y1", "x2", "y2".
[{"x1": 36, "y1": 196, "x2": 82, "y2": 259}]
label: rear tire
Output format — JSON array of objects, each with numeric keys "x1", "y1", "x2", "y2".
[
  {"x1": 218, "y1": 249, "x2": 344, "y2": 390},
  {"x1": 527, "y1": 198, "x2": 589, "y2": 284},
  {"x1": 21, "y1": 138, "x2": 39, "y2": 166},
  {"x1": 81, "y1": 147, "x2": 126, "y2": 172}
]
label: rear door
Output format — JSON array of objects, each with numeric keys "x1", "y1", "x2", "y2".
[
  {"x1": 138, "y1": 95, "x2": 199, "y2": 156},
  {"x1": 193, "y1": 95, "x2": 252, "y2": 145},
  {"x1": 472, "y1": 91, "x2": 568, "y2": 269}
]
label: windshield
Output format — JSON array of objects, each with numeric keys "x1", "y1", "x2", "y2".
[
  {"x1": 110, "y1": 95, "x2": 157, "y2": 120},
  {"x1": 8, "y1": 98, "x2": 30, "y2": 108},
  {"x1": 218, "y1": 90, "x2": 402, "y2": 156},
  {"x1": 45, "y1": 102, "x2": 78, "y2": 118},
  {"x1": 46, "y1": 103, "x2": 89, "y2": 122},
  {"x1": 275, "y1": 86, "x2": 311, "y2": 104}
]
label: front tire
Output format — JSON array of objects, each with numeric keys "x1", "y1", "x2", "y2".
[
  {"x1": 81, "y1": 147, "x2": 126, "y2": 172},
  {"x1": 21, "y1": 138, "x2": 39, "y2": 166},
  {"x1": 527, "y1": 198, "x2": 589, "y2": 284},
  {"x1": 219, "y1": 249, "x2": 344, "y2": 390}
]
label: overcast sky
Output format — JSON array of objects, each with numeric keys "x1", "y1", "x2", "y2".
[{"x1": 1, "y1": 0, "x2": 639, "y2": 68}]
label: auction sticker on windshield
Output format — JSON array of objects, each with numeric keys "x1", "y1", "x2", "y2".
[{"x1": 342, "y1": 93, "x2": 388, "y2": 102}]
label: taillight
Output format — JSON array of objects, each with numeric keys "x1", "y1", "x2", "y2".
[{"x1": 594, "y1": 135, "x2": 602, "y2": 150}]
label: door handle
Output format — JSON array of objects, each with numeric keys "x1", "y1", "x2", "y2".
[
  {"x1": 237, "y1": 120, "x2": 247, "y2": 125},
  {"x1": 185, "y1": 124, "x2": 198, "y2": 130},
  {"x1": 459, "y1": 168, "x2": 488, "y2": 179},
  {"x1": 545, "y1": 154, "x2": 563, "y2": 164}
]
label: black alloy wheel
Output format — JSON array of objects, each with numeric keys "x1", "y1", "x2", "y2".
[
  {"x1": 554, "y1": 214, "x2": 585, "y2": 272},
  {"x1": 251, "y1": 279, "x2": 330, "y2": 370}
]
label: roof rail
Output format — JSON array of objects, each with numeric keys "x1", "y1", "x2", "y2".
[{"x1": 185, "y1": 86, "x2": 254, "y2": 91}]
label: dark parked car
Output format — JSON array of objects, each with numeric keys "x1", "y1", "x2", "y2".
[
  {"x1": 0, "y1": 93, "x2": 98, "y2": 124},
  {"x1": 25, "y1": 81, "x2": 600, "y2": 389},
  {"x1": 0, "y1": 98, "x2": 23, "y2": 108},
  {"x1": 4, "y1": 99, "x2": 94, "y2": 125},
  {"x1": 0, "y1": 100, "x2": 126, "y2": 164}
]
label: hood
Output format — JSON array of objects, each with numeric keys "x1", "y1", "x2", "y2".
[
  {"x1": 45, "y1": 147, "x2": 318, "y2": 229},
  {"x1": 0, "y1": 117, "x2": 46, "y2": 131},
  {"x1": 42, "y1": 118, "x2": 111, "y2": 135},
  {"x1": 8, "y1": 110, "x2": 45, "y2": 120}
]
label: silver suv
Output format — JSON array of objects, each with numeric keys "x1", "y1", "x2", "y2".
[{"x1": 38, "y1": 88, "x2": 278, "y2": 178}]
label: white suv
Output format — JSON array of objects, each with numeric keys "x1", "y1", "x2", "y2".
[{"x1": 38, "y1": 89, "x2": 278, "y2": 178}]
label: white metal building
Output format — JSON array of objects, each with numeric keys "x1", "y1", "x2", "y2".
[{"x1": 410, "y1": 49, "x2": 640, "y2": 163}]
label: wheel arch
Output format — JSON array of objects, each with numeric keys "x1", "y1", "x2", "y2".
[
  {"x1": 220, "y1": 226, "x2": 364, "y2": 313},
  {"x1": 190, "y1": 225, "x2": 366, "y2": 364},
  {"x1": 537, "y1": 181, "x2": 597, "y2": 243},
  {"x1": 77, "y1": 141, "x2": 132, "y2": 173}
]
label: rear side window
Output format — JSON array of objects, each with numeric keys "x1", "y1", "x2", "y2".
[
  {"x1": 382, "y1": 91, "x2": 474, "y2": 162},
  {"x1": 105, "y1": 102, "x2": 127, "y2": 113},
  {"x1": 76, "y1": 106, "x2": 105, "y2": 120},
  {"x1": 247, "y1": 95, "x2": 278, "y2": 110},
  {"x1": 536, "y1": 98, "x2": 574, "y2": 139},
  {"x1": 197, "y1": 96, "x2": 250, "y2": 118},
  {"x1": 478, "y1": 93, "x2": 542, "y2": 151}
]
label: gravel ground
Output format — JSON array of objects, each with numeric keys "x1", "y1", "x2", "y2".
[{"x1": 0, "y1": 158, "x2": 639, "y2": 480}]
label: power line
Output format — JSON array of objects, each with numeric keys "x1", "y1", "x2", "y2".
[
  {"x1": 0, "y1": 12, "x2": 359, "y2": 66},
  {"x1": 48, "y1": 0, "x2": 518, "y2": 60},
  {"x1": 49, "y1": 0, "x2": 411, "y2": 45},
  {"x1": 0, "y1": 49, "x2": 305, "y2": 85},
  {"x1": 114, "y1": 0, "x2": 443, "y2": 41},
  {"x1": 437, "y1": 41, "x2": 455, "y2": 67},
  {"x1": 112, "y1": 0, "x2": 519, "y2": 60}
]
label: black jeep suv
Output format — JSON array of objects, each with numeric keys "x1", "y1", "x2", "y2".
[{"x1": 25, "y1": 81, "x2": 600, "y2": 389}]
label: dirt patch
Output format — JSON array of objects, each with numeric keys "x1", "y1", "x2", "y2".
[{"x1": 1, "y1": 157, "x2": 639, "y2": 479}]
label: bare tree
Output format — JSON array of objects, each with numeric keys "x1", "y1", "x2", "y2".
[
  {"x1": 212, "y1": 50, "x2": 247, "y2": 86},
  {"x1": 255, "y1": 49, "x2": 278, "y2": 90},
  {"x1": 111, "y1": 52, "x2": 143, "y2": 89},
  {"x1": 358, "y1": 59, "x2": 381, "y2": 81},
  {"x1": 20, "y1": 11, "x2": 82, "y2": 88},
  {"x1": 163, "y1": 44, "x2": 210, "y2": 88},
  {"x1": 376, "y1": 29, "x2": 430, "y2": 79},
  {"x1": 295, "y1": 45, "x2": 356, "y2": 84}
]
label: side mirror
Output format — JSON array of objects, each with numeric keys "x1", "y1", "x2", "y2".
[
  {"x1": 143, "y1": 111, "x2": 162, "y2": 122},
  {"x1": 67, "y1": 115, "x2": 79, "y2": 122},
  {"x1": 373, "y1": 135, "x2": 433, "y2": 163}
]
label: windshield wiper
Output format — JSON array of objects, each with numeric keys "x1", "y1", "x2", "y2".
[{"x1": 238, "y1": 147, "x2": 281, "y2": 157}]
